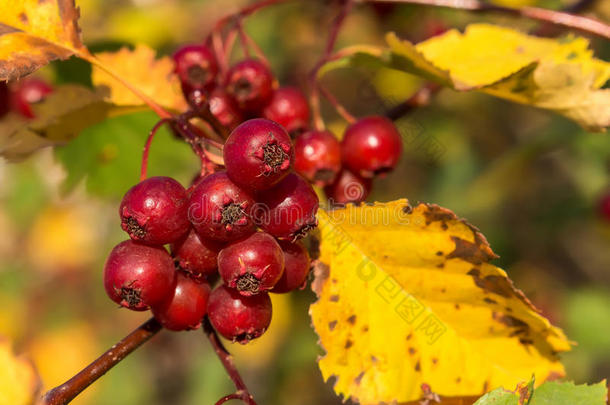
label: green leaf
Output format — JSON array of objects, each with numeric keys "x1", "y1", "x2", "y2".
[
  {"x1": 529, "y1": 381, "x2": 608, "y2": 405},
  {"x1": 54, "y1": 111, "x2": 199, "y2": 199}
]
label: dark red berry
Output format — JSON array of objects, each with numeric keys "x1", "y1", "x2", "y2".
[
  {"x1": 218, "y1": 232, "x2": 284, "y2": 296},
  {"x1": 294, "y1": 130, "x2": 341, "y2": 186},
  {"x1": 207, "y1": 285, "x2": 272, "y2": 344},
  {"x1": 188, "y1": 172, "x2": 256, "y2": 242},
  {"x1": 120, "y1": 176, "x2": 190, "y2": 245},
  {"x1": 254, "y1": 172, "x2": 319, "y2": 240},
  {"x1": 598, "y1": 191, "x2": 610, "y2": 222},
  {"x1": 224, "y1": 118, "x2": 293, "y2": 191},
  {"x1": 271, "y1": 240, "x2": 310, "y2": 293},
  {"x1": 224, "y1": 59, "x2": 274, "y2": 113},
  {"x1": 209, "y1": 88, "x2": 243, "y2": 130},
  {"x1": 11, "y1": 78, "x2": 53, "y2": 119},
  {"x1": 171, "y1": 228, "x2": 222, "y2": 279},
  {"x1": 104, "y1": 240, "x2": 176, "y2": 311},
  {"x1": 152, "y1": 272, "x2": 211, "y2": 331},
  {"x1": 0, "y1": 82, "x2": 10, "y2": 118},
  {"x1": 324, "y1": 169, "x2": 372, "y2": 205},
  {"x1": 173, "y1": 44, "x2": 218, "y2": 91},
  {"x1": 262, "y1": 87, "x2": 310, "y2": 134},
  {"x1": 341, "y1": 116, "x2": 402, "y2": 178}
]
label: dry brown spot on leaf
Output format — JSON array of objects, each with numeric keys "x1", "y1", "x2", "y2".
[
  {"x1": 468, "y1": 269, "x2": 514, "y2": 298},
  {"x1": 347, "y1": 315, "x2": 357, "y2": 325}
]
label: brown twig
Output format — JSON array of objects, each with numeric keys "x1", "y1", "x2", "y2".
[
  {"x1": 42, "y1": 318, "x2": 162, "y2": 405},
  {"x1": 203, "y1": 317, "x2": 257, "y2": 405},
  {"x1": 367, "y1": 0, "x2": 610, "y2": 39}
]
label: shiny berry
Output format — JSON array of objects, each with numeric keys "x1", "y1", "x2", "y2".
[
  {"x1": 120, "y1": 176, "x2": 190, "y2": 245},
  {"x1": 207, "y1": 285, "x2": 272, "y2": 344},
  {"x1": 341, "y1": 116, "x2": 402, "y2": 178},
  {"x1": 262, "y1": 87, "x2": 310, "y2": 134},
  {"x1": 598, "y1": 191, "x2": 610, "y2": 222},
  {"x1": 294, "y1": 130, "x2": 341, "y2": 186},
  {"x1": 224, "y1": 59, "x2": 274, "y2": 113},
  {"x1": 11, "y1": 78, "x2": 53, "y2": 119},
  {"x1": 324, "y1": 169, "x2": 372, "y2": 205},
  {"x1": 254, "y1": 172, "x2": 319, "y2": 240},
  {"x1": 171, "y1": 228, "x2": 222, "y2": 279},
  {"x1": 224, "y1": 118, "x2": 293, "y2": 191},
  {"x1": 271, "y1": 240, "x2": 310, "y2": 293},
  {"x1": 152, "y1": 272, "x2": 211, "y2": 331},
  {"x1": 218, "y1": 232, "x2": 284, "y2": 296},
  {"x1": 209, "y1": 88, "x2": 243, "y2": 130},
  {"x1": 104, "y1": 240, "x2": 176, "y2": 311},
  {"x1": 188, "y1": 172, "x2": 256, "y2": 242},
  {"x1": 173, "y1": 44, "x2": 218, "y2": 91}
]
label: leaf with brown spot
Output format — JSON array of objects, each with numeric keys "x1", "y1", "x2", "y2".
[
  {"x1": 310, "y1": 200, "x2": 570, "y2": 405},
  {"x1": 0, "y1": 0, "x2": 88, "y2": 80}
]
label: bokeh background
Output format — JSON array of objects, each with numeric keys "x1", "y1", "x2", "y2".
[{"x1": 1, "y1": 0, "x2": 609, "y2": 404}]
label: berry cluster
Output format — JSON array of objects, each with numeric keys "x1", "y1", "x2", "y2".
[{"x1": 0, "y1": 78, "x2": 53, "y2": 119}]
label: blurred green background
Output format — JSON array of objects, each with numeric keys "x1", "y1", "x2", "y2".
[{"x1": 1, "y1": 0, "x2": 609, "y2": 404}]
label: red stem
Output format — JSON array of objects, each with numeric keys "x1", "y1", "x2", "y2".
[
  {"x1": 140, "y1": 118, "x2": 171, "y2": 182},
  {"x1": 42, "y1": 318, "x2": 162, "y2": 405},
  {"x1": 318, "y1": 84, "x2": 356, "y2": 124},
  {"x1": 215, "y1": 393, "x2": 244, "y2": 405}
]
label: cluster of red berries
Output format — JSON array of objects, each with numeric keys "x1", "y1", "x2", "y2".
[
  {"x1": 172, "y1": 44, "x2": 403, "y2": 206},
  {"x1": 0, "y1": 78, "x2": 53, "y2": 119}
]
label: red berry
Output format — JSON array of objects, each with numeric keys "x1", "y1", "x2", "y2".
[
  {"x1": 209, "y1": 88, "x2": 243, "y2": 131},
  {"x1": 254, "y1": 172, "x2": 319, "y2": 240},
  {"x1": 218, "y1": 232, "x2": 284, "y2": 296},
  {"x1": 173, "y1": 44, "x2": 218, "y2": 91},
  {"x1": 207, "y1": 285, "x2": 272, "y2": 344},
  {"x1": 11, "y1": 78, "x2": 53, "y2": 119},
  {"x1": 324, "y1": 169, "x2": 372, "y2": 205},
  {"x1": 341, "y1": 116, "x2": 402, "y2": 178},
  {"x1": 170, "y1": 228, "x2": 222, "y2": 279},
  {"x1": 0, "y1": 82, "x2": 9, "y2": 118},
  {"x1": 152, "y1": 272, "x2": 211, "y2": 331},
  {"x1": 120, "y1": 176, "x2": 190, "y2": 245},
  {"x1": 294, "y1": 130, "x2": 341, "y2": 186},
  {"x1": 104, "y1": 240, "x2": 176, "y2": 311},
  {"x1": 224, "y1": 59, "x2": 274, "y2": 113},
  {"x1": 188, "y1": 172, "x2": 256, "y2": 242},
  {"x1": 598, "y1": 191, "x2": 610, "y2": 222},
  {"x1": 271, "y1": 240, "x2": 310, "y2": 293},
  {"x1": 262, "y1": 87, "x2": 310, "y2": 134},
  {"x1": 224, "y1": 118, "x2": 293, "y2": 191}
]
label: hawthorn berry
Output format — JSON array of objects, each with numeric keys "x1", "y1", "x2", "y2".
[
  {"x1": 218, "y1": 232, "x2": 285, "y2": 296},
  {"x1": 209, "y1": 88, "x2": 243, "y2": 130},
  {"x1": 152, "y1": 272, "x2": 211, "y2": 331},
  {"x1": 120, "y1": 176, "x2": 190, "y2": 245},
  {"x1": 271, "y1": 240, "x2": 310, "y2": 293},
  {"x1": 11, "y1": 78, "x2": 53, "y2": 119},
  {"x1": 223, "y1": 118, "x2": 293, "y2": 191},
  {"x1": 254, "y1": 172, "x2": 319, "y2": 240},
  {"x1": 173, "y1": 44, "x2": 218, "y2": 92},
  {"x1": 598, "y1": 191, "x2": 610, "y2": 222},
  {"x1": 294, "y1": 130, "x2": 341, "y2": 186},
  {"x1": 188, "y1": 172, "x2": 256, "y2": 242},
  {"x1": 207, "y1": 285, "x2": 272, "y2": 343},
  {"x1": 262, "y1": 87, "x2": 310, "y2": 134},
  {"x1": 341, "y1": 116, "x2": 402, "y2": 178},
  {"x1": 170, "y1": 228, "x2": 223, "y2": 279},
  {"x1": 324, "y1": 169, "x2": 372, "y2": 205},
  {"x1": 224, "y1": 59, "x2": 274, "y2": 113},
  {"x1": 104, "y1": 240, "x2": 176, "y2": 311}
]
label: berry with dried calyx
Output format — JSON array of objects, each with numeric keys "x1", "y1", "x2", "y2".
[
  {"x1": 171, "y1": 228, "x2": 223, "y2": 279},
  {"x1": 294, "y1": 130, "x2": 341, "y2": 186},
  {"x1": 224, "y1": 59, "x2": 274, "y2": 113},
  {"x1": 173, "y1": 44, "x2": 218, "y2": 92}
]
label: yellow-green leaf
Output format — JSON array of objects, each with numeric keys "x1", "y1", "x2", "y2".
[
  {"x1": 0, "y1": 0, "x2": 87, "y2": 81},
  {"x1": 91, "y1": 45, "x2": 187, "y2": 112},
  {"x1": 0, "y1": 337, "x2": 41, "y2": 405},
  {"x1": 309, "y1": 200, "x2": 570, "y2": 405},
  {"x1": 385, "y1": 24, "x2": 610, "y2": 131}
]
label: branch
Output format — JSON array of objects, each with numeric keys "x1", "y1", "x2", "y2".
[
  {"x1": 385, "y1": 83, "x2": 440, "y2": 121},
  {"x1": 202, "y1": 317, "x2": 257, "y2": 405},
  {"x1": 42, "y1": 318, "x2": 162, "y2": 405},
  {"x1": 366, "y1": 0, "x2": 610, "y2": 40}
]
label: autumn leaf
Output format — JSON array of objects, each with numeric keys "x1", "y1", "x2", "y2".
[
  {"x1": 0, "y1": 0, "x2": 88, "y2": 81},
  {"x1": 0, "y1": 337, "x2": 41, "y2": 405},
  {"x1": 386, "y1": 25, "x2": 610, "y2": 131},
  {"x1": 309, "y1": 200, "x2": 571, "y2": 404},
  {"x1": 91, "y1": 45, "x2": 187, "y2": 112}
]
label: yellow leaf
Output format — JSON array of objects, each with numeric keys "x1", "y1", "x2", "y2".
[
  {"x1": 0, "y1": 0, "x2": 87, "y2": 80},
  {"x1": 386, "y1": 24, "x2": 610, "y2": 131},
  {"x1": 91, "y1": 45, "x2": 187, "y2": 112},
  {"x1": 309, "y1": 200, "x2": 570, "y2": 404},
  {"x1": 0, "y1": 338, "x2": 41, "y2": 405}
]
